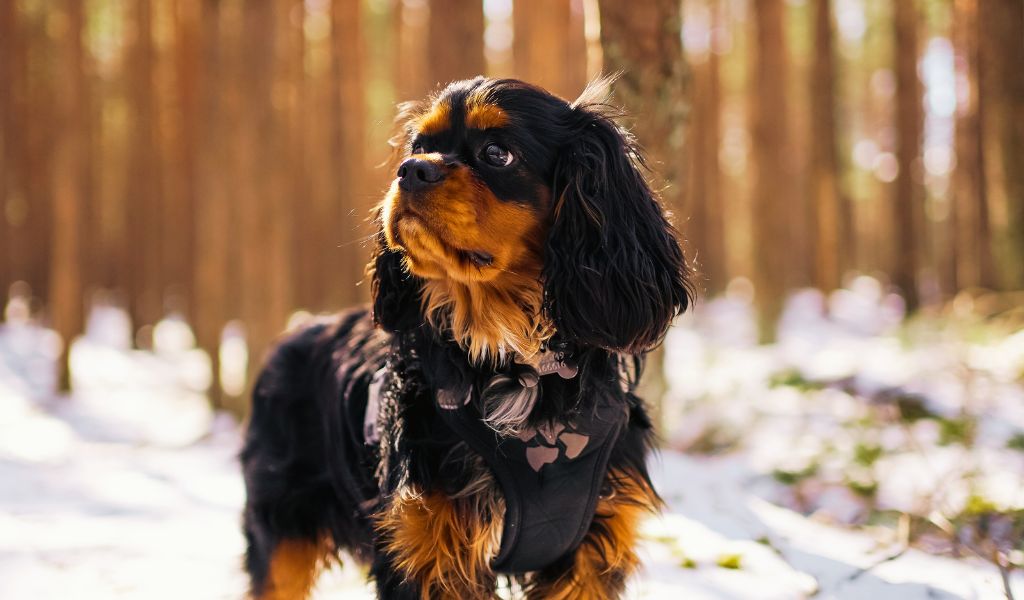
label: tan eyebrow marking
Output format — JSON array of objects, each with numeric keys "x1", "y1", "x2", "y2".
[
  {"x1": 417, "y1": 102, "x2": 451, "y2": 135},
  {"x1": 465, "y1": 103, "x2": 508, "y2": 130}
]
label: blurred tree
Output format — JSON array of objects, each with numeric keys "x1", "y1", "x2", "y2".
[
  {"x1": 750, "y1": 0, "x2": 797, "y2": 339},
  {"x1": 50, "y1": 0, "x2": 88, "y2": 388},
  {"x1": 0, "y1": 0, "x2": 15, "y2": 292},
  {"x1": 979, "y1": 0, "x2": 1024, "y2": 289},
  {"x1": 952, "y1": 0, "x2": 994, "y2": 290},
  {"x1": 20, "y1": 7, "x2": 55, "y2": 307},
  {"x1": 513, "y1": 0, "x2": 587, "y2": 100},
  {"x1": 807, "y1": 0, "x2": 846, "y2": 292},
  {"x1": 428, "y1": 0, "x2": 485, "y2": 85},
  {"x1": 393, "y1": 0, "x2": 431, "y2": 101},
  {"x1": 686, "y1": 0, "x2": 727, "y2": 295},
  {"x1": 193, "y1": 0, "x2": 230, "y2": 407},
  {"x1": 234, "y1": 0, "x2": 275, "y2": 412},
  {"x1": 597, "y1": 0, "x2": 689, "y2": 220},
  {"x1": 331, "y1": 0, "x2": 370, "y2": 307},
  {"x1": 124, "y1": 0, "x2": 164, "y2": 330},
  {"x1": 892, "y1": 0, "x2": 924, "y2": 310}
]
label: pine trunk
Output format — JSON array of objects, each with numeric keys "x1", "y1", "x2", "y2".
[
  {"x1": 952, "y1": 0, "x2": 994, "y2": 290},
  {"x1": 892, "y1": 0, "x2": 923, "y2": 309},
  {"x1": 513, "y1": 0, "x2": 587, "y2": 99},
  {"x1": 808, "y1": 0, "x2": 845, "y2": 291},
  {"x1": 428, "y1": 0, "x2": 485, "y2": 86},
  {"x1": 979, "y1": 0, "x2": 1024, "y2": 289},
  {"x1": 750, "y1": 0, "x2": 795, "y2": 339},
  {"x1": 49, "y1": 0, "x2": 88, "y2": 388}
]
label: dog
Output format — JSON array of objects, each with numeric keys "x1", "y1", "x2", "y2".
[{"x1": 241, "y1": 76, "x2": 691, "y2": 599}]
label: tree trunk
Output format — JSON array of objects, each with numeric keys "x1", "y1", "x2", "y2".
[
  {"x1": 749, "y1": 0, "x2": 796, "y2": 339},
  {"x1": 192, "y1": 0, "x2": 229, "y2": 408},
  {"x1": 49, "y1": 0, "x2": 88, "y2": 389},
  {"x1": 0, "y1": 0, "x2": 16, "y2": 296},
  {"x1": 392, "y1": 0, "x2": 431, "y2": 101},
  {"x1": 597, "y1": 0, "x2": 690, "y2": 424},
  {"x1": 952, "y1": 0, "x2": 994, "y2": 290},
  {"x1": 428, "y1": 0, "x2": 485, "y2": 86},
  {"x1": 892, "y1": 0, "x2": 924, "y2": 309},
  {"x1": 979, "y1": 0, "x2": 1024, "y2": 289},
  {"x1": 332, "y1": 0, "x2": 369, "y2": 307},
  {"x1": 513, "y1": 0, "x2": 587, "y2": 99},
  {"x1": 808, "y1": 0, "x2": 845, "y2": 292},
  {"x1": 124, "y1": 0, "x2": 164, "y2": 331}
]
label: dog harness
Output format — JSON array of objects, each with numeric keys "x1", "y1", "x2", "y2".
[
  {"x1": 433, "y1": 358, "x2": 628, "y2": 574},
  {"x1": 364, "y1": 347, "x2": 629, "y2": 574}
]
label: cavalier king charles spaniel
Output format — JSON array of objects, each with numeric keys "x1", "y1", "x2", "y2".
[{"x1": 242, "y1": 76, "x2": 691, "y2": 600}]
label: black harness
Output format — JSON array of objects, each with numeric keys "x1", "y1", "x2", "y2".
[
  {"x1": 436, "y1": 381, "x2": 627, "y2": 573},
  {"x1": 365, "y1": 349, "x2": 628, "y2": 574}
]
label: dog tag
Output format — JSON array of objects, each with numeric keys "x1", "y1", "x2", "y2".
[{"x1": 535, "y1": 351, "x2": 578, "y2": 379}]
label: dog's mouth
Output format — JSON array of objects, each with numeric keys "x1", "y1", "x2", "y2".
[{"x1": 387, "y1": 207, "x2": 496, "y2": 276}]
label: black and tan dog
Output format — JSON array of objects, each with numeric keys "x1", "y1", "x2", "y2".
[{"x1": 241, "y1": 77, "x2": 691, "y2": 599}]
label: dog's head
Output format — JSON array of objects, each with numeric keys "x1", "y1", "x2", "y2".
[{"x1": 371, "y1": 77, "x2": 691, "y2": 362}]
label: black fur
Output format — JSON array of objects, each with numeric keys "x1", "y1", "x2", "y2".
[{"x1": 242, "y1": 77, "x2": 691, "y2": 599}]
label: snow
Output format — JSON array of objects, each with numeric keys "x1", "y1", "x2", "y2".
[{"x1": 1, "y1": 283, "x2": 1022, "y2": 599}]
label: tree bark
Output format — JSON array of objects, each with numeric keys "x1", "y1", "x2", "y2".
[
  {"x1": 597, "y1": 0, "x2": 689, "y2": 219},
  {"x1": 892, "y1": 0, "x2": 924, "y2": 309},
  {"x1": 0, "y1": 0, "x2": 17, "y2": 297},
  {"x1": 332, "y1": 0, "x2": 369, "y2": 308},
  {"x1": 192, "y1": 0, "x2": 229, "y2": 408},
  {"x1": 979, "y1": 0, "x2": 1024, "y2": 289},
  {"x1": 686, "y1": 0, "x2": 726, "y2": 295},
  {"x1": 750, "y1": 0, "x2": 796, "y2": 339},
  {"x1": 49, "y1": 0, "x2": 88, "y2": 388},
  {"x1": 952, "y1": 0, "x2": 994, "y2": 290},
  {"x1": 428, "y1": 0, "x2": 485, "y2": 87},
  {"x1": 124, "y1": 0, "x2": 164, "y2": 330},
  {"x1": 808, "y1": 0, "x2": 846, "y2": 292},
  {"x1": 513, "y1": 0, "x2": 587, "y2": 99}
]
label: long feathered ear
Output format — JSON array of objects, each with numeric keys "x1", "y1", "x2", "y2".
[
  {"x1": 368, "y1": 230, "x2": 423, "y2": 332},
  {"x1": 542, "y1": 88, "x2": 692, "y2": 354}
]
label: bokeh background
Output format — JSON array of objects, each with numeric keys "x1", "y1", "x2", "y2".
[{"x1": 2, "y1": 1, "x2": 1024, "y2": 598}]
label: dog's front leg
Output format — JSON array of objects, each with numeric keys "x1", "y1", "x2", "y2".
[
  {"x1": 376, "y1": 487, "x2": 504, "y2": 599},
  {"x1": 524, "y1": 470, "x2": 659, "y2": 600}
]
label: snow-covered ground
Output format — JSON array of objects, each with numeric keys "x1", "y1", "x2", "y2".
[{"x1": 1, "y1": 281, "x2": 1022, "y2": 599}]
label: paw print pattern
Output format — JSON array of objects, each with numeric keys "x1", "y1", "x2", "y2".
[{"x1": 516, "y1": 422, "x2": 591, "y2": 472}]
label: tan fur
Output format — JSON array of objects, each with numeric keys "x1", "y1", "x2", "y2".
[
  {"x1": 526, "y1": 470, "x2": 660, "y2": 600},
  {"x1": 417, "y1": 102, "x2": 451, "y2": 135},
  {"x1": 377, "y1": 483, "x2": 505, "y2": 600},
  {"x1": 381, "y1": 156, "x2": 553, "y2": 363},
  {"x1": 253, "y1": 538, "x2": 332, "y2": 600},
  {"x1": 465, "y1": 103, "x2": 509, "y2": 130}
]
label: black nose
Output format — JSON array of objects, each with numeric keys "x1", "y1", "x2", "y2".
[{"x1": 397, "y1": 158, "x2": 445, "y2": 192}]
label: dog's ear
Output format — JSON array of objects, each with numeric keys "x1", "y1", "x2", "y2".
[
  {"x1": 542, "y1": 94, "x2": 692, "y2": 354},
  {"x1": 369, "y1": 231, "x2": 423, "y2": 332}
]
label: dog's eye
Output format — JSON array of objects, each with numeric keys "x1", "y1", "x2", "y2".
[
  {"x1": 483, "y1": 143, "x2": 513, "y2": 167},
  {"x1": 411, "y1": 142, "x2": 424, "y2": 155}
]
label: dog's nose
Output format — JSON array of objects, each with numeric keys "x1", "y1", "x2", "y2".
[{"x1": 397, "y1": 158, "x2": 445, "y2": 192}]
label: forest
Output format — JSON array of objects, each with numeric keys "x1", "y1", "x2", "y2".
[
  {"x1": 2, "y1": 1, "x2": 1024, "y2": 598},
  {"x1": 2, "y1": 0, "x2": 1023, "y2": 408}
]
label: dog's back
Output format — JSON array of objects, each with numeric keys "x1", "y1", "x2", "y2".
[{"x1": 241, "y1": 308, "x2": 388, "y2": 598}]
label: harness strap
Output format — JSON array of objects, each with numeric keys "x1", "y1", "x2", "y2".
[{"x1": 435, "y1": 390, "x2": 627, "y2": 574}]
